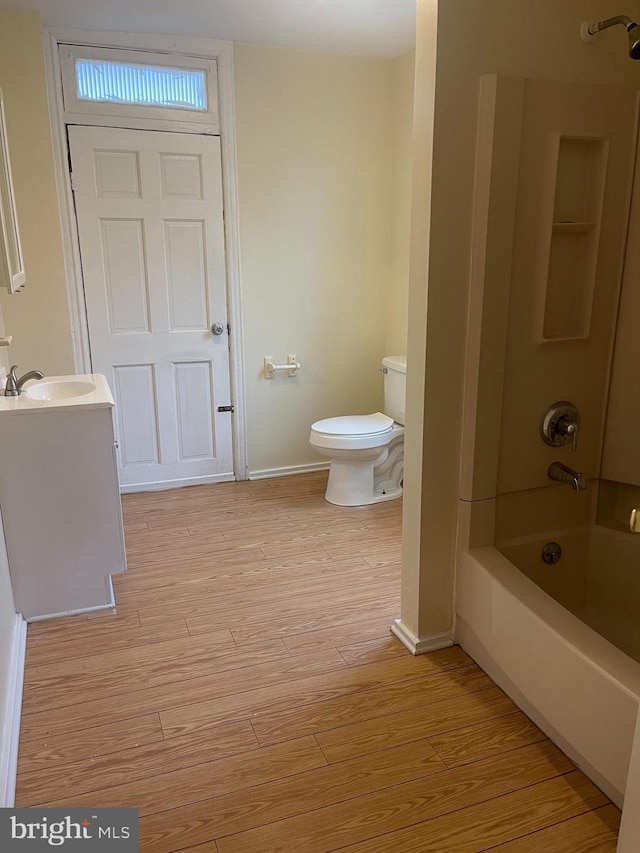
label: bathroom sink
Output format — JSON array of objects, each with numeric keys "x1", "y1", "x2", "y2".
[
  {"x1": 0, "y1": 374, "x2": 114, "y2": 414},
  {"x1": 24, "y1": 378, "x2": 97, "y2": 401}
]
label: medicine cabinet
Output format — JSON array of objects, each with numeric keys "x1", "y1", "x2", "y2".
[{"x1": 0, "y1": 87, "x2": 26, "y2": 293}]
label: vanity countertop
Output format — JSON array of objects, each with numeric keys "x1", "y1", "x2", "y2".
[{"x1": 0, "y1": 373, "x2": 114, "y2": 415}]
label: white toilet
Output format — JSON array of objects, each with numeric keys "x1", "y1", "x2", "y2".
[{"x1": 309, "y1": 356, "x2": 406, "y2": 506}]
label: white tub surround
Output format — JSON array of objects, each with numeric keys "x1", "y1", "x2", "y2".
[{"x1": 453, "y1": 71, "x2": 640, "y2": 813}]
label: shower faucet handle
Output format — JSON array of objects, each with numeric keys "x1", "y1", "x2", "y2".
[
  {"x1": 540, "y1": 401, "x2": 580, "y2": 452},
  {"x1": 556, "y1": 416, "x2": 579, "y2": 452}
]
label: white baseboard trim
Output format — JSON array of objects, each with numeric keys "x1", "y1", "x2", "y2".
[
  {"x1": 390, "y1": 619, "x2": 454, "y2": 656},
  {"x1": 26, "y1": 577, "x2": 116, "y2": 623},
  {"x1": 120, "y1": 472, "x2": 235, "y2": 494},
  {"x1": 0, "y1": 614, "x2": 27, "y2": 807},
  {"x1": 248, "y1": 462, "x2": 330, "y2": 480}
]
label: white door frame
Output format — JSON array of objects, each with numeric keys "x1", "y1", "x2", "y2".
[{"x1": 42, "y1": 27, "x2": 248, "y2": 480}]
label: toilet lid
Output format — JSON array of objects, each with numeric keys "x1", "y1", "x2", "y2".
[{"x1": 311, "y1": 412, "x2": 393, "y2": 436}]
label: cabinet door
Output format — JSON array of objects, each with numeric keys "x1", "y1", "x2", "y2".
[{"x1": 0, "y1": 407, "x2": 126, "y2": 619}]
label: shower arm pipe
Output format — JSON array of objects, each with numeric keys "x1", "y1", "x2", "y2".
[{"x1": 588, "y1": 15, "x2": 635, "y2": 34}]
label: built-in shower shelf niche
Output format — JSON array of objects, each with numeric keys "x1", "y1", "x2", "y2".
[{"x1": 540, "y1": 136, "x2": 608, "y2": 342}]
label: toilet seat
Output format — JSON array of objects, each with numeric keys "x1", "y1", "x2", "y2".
[
  {"x1": 310, "y1": 412, "x2": 394, "y2": 450},
  {"x1": 312, "y1": 412, "x2": 393, "y2": 436}
]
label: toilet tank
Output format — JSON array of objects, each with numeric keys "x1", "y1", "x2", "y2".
[{"x1": 382, "y1": 355, "x2": 407, "y2": 425}]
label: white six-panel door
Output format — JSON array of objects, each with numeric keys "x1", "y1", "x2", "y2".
[{"x1": 69, "y1": 126, "x2": 233, "y2": 489}]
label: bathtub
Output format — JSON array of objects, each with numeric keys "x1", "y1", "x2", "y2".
[{"x1": 456, "y1": 517, "x2": 640, "y2": 807}]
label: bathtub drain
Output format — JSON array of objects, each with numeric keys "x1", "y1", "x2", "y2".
[{"x1": 541, "y1": 541, "x2": 562, "y2": 565}]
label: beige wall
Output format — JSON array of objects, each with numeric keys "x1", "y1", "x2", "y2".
[
  {"x1": 0, "y1": 505, "x2": 17, "y2": 798},
  {"x1": 399, "y1": 0, "x2": 438, "y2": 644},
  {"x1": 234, "y1": 44, "x2": 400, "y2": 473},
  {"x1": 0, "y1": 9, "x2": 74, "y2": 375},
  {"x1": 0, "y1": 13, "x2": 414, "y2": 475},
  {"x1": 405, "y1": 0, "x2": 640, "y2": 641},
  {"x1": 0, "y1": 509, "x2": 15, "y2": 631},
  {"x1": 387, "y1": 50, "x2": 414, "y2": 356},
  {"x1": 0, "y1": 309, "x2": 13, "y2": 705},
  {"x1": 0, "y1": 511, "x2": 15, "y2": 630},
  {"x1": 0, "y1": 277, "x2": 8, "y2": 377},
  {"x1": 0, "y1": 12, "x2": 37, "y2": 800}
]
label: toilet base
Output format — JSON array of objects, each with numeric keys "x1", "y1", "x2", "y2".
[{"x1": 324, "y1": 434, "x2": 404, "y2": 507}]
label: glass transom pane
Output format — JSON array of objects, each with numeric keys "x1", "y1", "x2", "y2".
[{"x1": 75, "y1": 59, "x2": 208, "y2": 111}]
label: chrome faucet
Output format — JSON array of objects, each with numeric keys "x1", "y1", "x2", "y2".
[
  {"x1": 547, "y1": 461, "x2": 586, "y2": 492},
  {"x1": 4, "y1": 365, "x2": 44, "y2": 396}
]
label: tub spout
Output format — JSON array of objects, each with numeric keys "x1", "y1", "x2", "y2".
[{"x1": 547, "y1": 461, "x2": 586, "y2": 492}]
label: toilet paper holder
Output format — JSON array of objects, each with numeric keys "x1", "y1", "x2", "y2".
[{"x1": 264, "y1": 354, "x2": 301, "y2": 379}]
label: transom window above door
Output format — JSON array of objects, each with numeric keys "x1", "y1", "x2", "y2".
[
  {"x1": 75, "y1": 58, "x2": 208, "y2": 111},
  {"x1": 60, "y1": 46, "x2": 219, "y2": 133}
]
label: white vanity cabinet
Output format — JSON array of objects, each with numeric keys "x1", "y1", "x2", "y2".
[{"x1": 0, "y1": 375, "x2": 126, "y2": 620}]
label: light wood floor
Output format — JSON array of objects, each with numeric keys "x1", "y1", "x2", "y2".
[{"x1": 16, "y1": 472, "x2": 620, "y2": 851}]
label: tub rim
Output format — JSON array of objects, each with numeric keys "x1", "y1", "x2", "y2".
[{"x1": 466, "y1": 542, "x2": 640, "y2": 698}]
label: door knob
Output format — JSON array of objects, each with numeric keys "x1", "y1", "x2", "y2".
[{"x1": 210, "y1": 323, "x2": 225, "y2": 336}]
